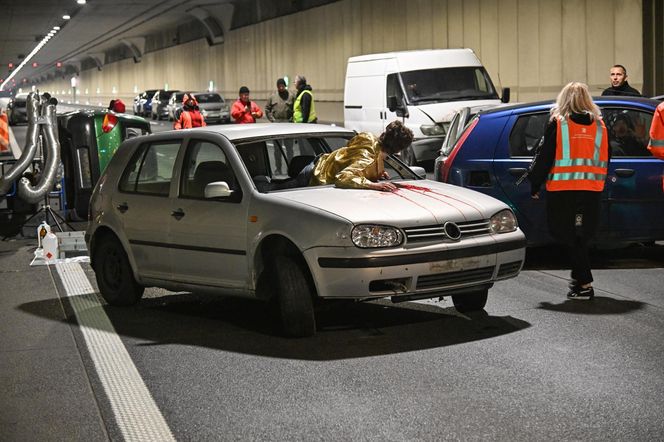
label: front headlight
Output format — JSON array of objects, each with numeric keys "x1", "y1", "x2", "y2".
[
  {"x1": 420, "y1": 124, "x2": 446, "y2": 136},
  {"x1": 351, "y1": 225, "x2": 404, "y2": 248},
  {"x1": 200, "y1": 109, "x2": 208, "y2": 116},
  {"x1": 490, "y1": 209, "x2": 518, "y2": 234}
]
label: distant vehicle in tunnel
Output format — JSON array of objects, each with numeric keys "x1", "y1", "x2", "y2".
[
  {"x1": 191, "y1": 91, "x2": 230, "y2": 124},
  {"x1": 6, "y1": 93, "x2": 29, "y2": 125},
  {"x1": 167, "y1": 91, "x2": 186, "y2": 121},
  {"x1": 58, "y1": 109, "x2": 151, "y2": 219},
  {"x1": 150, "y1": 89, "x2": 178, "y2": 120},
  {"x1": 133, "y1": 89, "x2": 157, "y2": 117}
]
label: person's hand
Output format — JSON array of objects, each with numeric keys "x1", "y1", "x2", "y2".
[
  {"x1": 369, "y1": 181, "x2": 397, "y2": 192},
  {"x1": 531, "y1": 192, "x2": 540, "y2": 199},
  {"x1": 380, "y1": 170, "x2": 390, "y2": 180},
  {"x1": 245, "y1": 105, "x2": 250, "y2": 113}
]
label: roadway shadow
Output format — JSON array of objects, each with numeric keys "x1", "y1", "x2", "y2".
[
  {"x1": 538, "y1": 296, "x2": 644, "y2": 315},
  {"x1": 19, "y1": 293, "x2": 530, "y2": 361},
  {"x1": 524, "y1": 242, "x2": 664, "y2": 271}
]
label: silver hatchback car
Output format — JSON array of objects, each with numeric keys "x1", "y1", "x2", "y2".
[{"x1": 86, "y1": 124, "x2": 526, "y2": 337}]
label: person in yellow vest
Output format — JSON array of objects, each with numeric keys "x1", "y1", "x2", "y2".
[
  {"x1": 292, "y1": 75, "x2": 317, "y2": 123},
  {"x1": 528, "y1": 82, "x2": 609, "y2": 300},
  {"x1": 647, "y1": 101, "x2": 664, "y2": 160}
]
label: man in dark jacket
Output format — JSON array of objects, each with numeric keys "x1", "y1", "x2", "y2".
[{"x1": 601, "y1": 65, "x2": 641, "y2": 96}]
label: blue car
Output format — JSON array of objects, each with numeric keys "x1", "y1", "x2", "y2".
[{"x1": 434, "y1": 96, "x2": 664, "y2": 246}]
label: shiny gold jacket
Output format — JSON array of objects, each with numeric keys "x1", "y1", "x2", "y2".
[{"x1": 310, "y1": 132, "x2": 384, "y2": 189}]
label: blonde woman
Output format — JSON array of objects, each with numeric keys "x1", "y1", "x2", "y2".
[{"x1": 528, "y1": 82, "x2": 609, "y2": 300}]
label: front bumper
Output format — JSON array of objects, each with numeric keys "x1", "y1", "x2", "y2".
[{"x1": 304, "y1": 230, "x2": 526, "y2": 300}]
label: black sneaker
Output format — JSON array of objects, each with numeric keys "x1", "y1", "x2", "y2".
[{"x1": 567, "y1": 286, "x2": 594, "y2": 300}]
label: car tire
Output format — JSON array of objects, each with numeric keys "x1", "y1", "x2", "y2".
[
  {"x1": 94, "y1": 236, "x2": 144, "y2": 306},
  {"x1": 452, "y1": 288, "x2": 488, "y2": 313},
  {"x1": 274, "y1": 256, "x2": 316, "y2": 337}
]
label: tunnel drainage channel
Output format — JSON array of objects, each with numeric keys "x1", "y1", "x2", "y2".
[{"x1": 55, "y1": 262, "x2": 175, "y2": 442}]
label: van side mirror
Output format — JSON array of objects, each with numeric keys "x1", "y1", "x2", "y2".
[
  {"x1": 501, "y1": 87, "x2": 511, "y2": 103},
  {"x1": 388, "y1": 95, "x2": 409, "y2": 118}
]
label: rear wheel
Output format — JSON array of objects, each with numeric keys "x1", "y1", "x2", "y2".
[
  {"x1": 94, "y1": 236, "x2": 144, "y2": 306},
  {"x1": 274, "y1": 256, "x2": 316, "y2": 337},
  {"x1": 452, "y1": 288, "x2": 488, "y2": 313}
]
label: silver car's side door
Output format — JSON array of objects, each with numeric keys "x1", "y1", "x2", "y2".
[
  {"x1": 115, "y1": 140, "x2": 181, "y2": 279},
  {"x1": 169, "y1": 138, "x2": 249, "y2": 289}
]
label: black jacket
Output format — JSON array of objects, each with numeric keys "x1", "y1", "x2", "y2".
[{"x1": 601, "y1": 82, "x2": 641, "y2": 97}]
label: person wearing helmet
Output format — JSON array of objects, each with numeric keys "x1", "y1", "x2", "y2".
[{"x1": 174, "y1": 93, "x2": 206, "y2": 130}]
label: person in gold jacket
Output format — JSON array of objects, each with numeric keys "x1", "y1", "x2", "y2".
[{"x1": 308, "y1": 120, "x2": 414, "y2": 191}]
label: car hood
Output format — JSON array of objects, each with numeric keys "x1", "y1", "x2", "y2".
[
  {"x1": 271, "y1": 180, "x2": 506, "y2": 226},
  {"x1": 198, "y1": 102, "x2": 228, "y2": 111},
  {"x1": 412, "y1": 99, "x2": 501, "y2": 123}
]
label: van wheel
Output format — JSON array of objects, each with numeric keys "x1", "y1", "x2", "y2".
[
  {"x1": 94, "y1": 236, "x2": 144, "y2": 306},
  {"x1": 274, "y1": 256, "x2": 316, "y2": 337},
  {"x1": 452, "y1": 288, "x2": 488, "y2": 313}
]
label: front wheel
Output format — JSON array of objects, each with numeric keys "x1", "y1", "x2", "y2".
[
  {"x1": 274, "y1": 256, "x2": 316, "y2": 337},
  {"x1": 452, "y1": 288, "x2": 488, "y2": 313},
  {"x1": 94, "y1": 236, "x2": 144, "y2": 306}
]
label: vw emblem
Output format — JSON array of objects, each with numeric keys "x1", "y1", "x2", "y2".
[{"x1": 443, "y1": 222, "x2": 461, "y2": 241}]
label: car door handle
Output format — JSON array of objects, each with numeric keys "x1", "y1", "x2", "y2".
[
  {"x1": 508, "y1": 168, "x2": 528, "y2": 177},
  {"x1": 116, "y1": 202, "x2": 128, "y2": 213},
  {"x1": 614, "y1": 169, "x2": 635, "y2": 178},
  {"x1": 171, "y1": 208, "x2": 185, "y2": 220}
]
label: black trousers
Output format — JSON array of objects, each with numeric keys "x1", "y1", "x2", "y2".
[{"x1": 546, "y1": 190, "x2": 602, "y2": 286}]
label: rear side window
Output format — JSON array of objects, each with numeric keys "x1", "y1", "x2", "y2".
[
  {"x1": 602, "y1": 108, "x2": 653, "y2": 157},
  {"x1": 509, "y1": 113, "x2": 549, "y2": 157},
  {"x1": 119, "y1": 141, "x2": 180, "y2": 195}
]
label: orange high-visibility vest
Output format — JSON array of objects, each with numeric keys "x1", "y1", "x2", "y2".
[
  {"x1": 0, "y1": 112, "x2": 9, "y2": 154},
  {"x1": 647, "y1": 101, "x2": 664, "y2": 160},
  {"x1": 546, "y1": 116, "x2": 609, "y2": 192}
]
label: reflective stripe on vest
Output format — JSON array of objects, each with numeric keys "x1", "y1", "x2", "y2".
[
  {"x1": 648, "y1": 103, "x2": 664, "y2": 159},
  {"x1": 546, "y1": 117, "x2": 608, "y2": 192},
  {"x1": 0, "y1": 112, "x2": 9, "y2": 153},
  {"x1": 293, "y1": 90, "x2": 316, "y2": 123}
]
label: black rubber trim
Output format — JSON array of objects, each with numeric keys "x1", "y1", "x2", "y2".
[
  {"x1": 344, "y1": 105, "x2": 362, "y2": 109},
  {"x1": 129, "y1": 239, "x2": 246, "y2": 255},
  {"x1": 318, "y1": 238, "x2": 526, "y2": 268}
]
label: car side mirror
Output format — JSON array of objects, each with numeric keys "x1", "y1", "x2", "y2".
[
  {"x1": 501, "y1": 87, "x2": 511, "y2": 103},
  {"x1": 409, "y1": 166, "x2": 427, "y2": 179},
  {"x1": 388, "y1": 95, "x2": 409, "y2": 118},
  {"x1": 205, "y1": 181, "x2": 233, "y2": 198}
]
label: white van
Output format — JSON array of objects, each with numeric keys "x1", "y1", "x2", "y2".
[{"x1": 344, "y1": 49, "x2": 509, "y2": 166}]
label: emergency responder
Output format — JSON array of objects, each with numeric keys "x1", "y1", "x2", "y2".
[
  {"x1": 173, "y1": 93, "x2": 206, "y2": 129},
  {"x1": 648, "y1": 100, "x2": 664, "y2": 160},
  {"x1": 292, "y1": 75, "x2": 317, "y2": 123},
  {"x1": 231, "y1": 86, "x2": 263, "y2": 124},
  {"x1": 528, "y1": 82, "x2": 609, "y2": 300}
]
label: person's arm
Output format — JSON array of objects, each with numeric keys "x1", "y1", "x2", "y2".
[
  {"x1": 300, "y1": 92, "x2": 311, "y2": 122},
  {"x1": 528, "y1": 120, "x2": 557, "y2": 196},
  {"x1": 251, "y1": 102, "x2": 263, "y2": 120},
  {"x1": 231, "y1": 101, "x2": 246, "y2": 121},
  {"x1": 265, "y1": 96, "x2": 275, "y2": 122}
]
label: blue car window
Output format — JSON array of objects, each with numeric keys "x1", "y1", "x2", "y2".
[
  {"x1": 601, "y1": 108, "x2": 653, "y2": 157},
  {"x1": 509, "y1": 113, "x2": 549, "y2": 157}
]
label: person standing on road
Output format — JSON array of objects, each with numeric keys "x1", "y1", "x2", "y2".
[
  {"x1": 528, "y1": 82, "x2": 609, "y2": 300},
  {"x1": 601, "y1": 65, "x2": 641, "y2": 97},
  {"x1": 231, "y1": 86, "x2": 263, "y2": 124},
  {"x1": 266, "y1": 78, "x2": 295, "y2": 173},
  {"x1": 647, "y1": 100, "x2": 664, "y2": 160},
  {"x1": 292, "y1": 75, "x2": 317, "y2": 123},
  {"x1": 173, "y1": 93, "x2": 206, "y2": 130}
]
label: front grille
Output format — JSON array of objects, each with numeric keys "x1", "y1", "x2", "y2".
[
  {"x1": 404, "y1": 219, "x2": 491, "y2": 243},
  {"x1": 416, "y1": 266, "x2": 495, "y2": 290},
  {"x1": 497, "y1": 260, "x2": 522, "y2": 278}
]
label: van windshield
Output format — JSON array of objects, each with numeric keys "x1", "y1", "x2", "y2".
[{"x1": 400, "y1": 67, "x2": 498, "y2": 104}]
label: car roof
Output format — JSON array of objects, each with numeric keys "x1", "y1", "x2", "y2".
[
  {"x1": 167, "y1": 123, "x2": 354, "y2": 141},
  {"x1": 480, "y1": 96, "x2": 660, "y2": 116}
]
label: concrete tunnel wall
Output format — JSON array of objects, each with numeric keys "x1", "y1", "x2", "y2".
[{"x1": 35, "y1": 0, "x2": 644, "y2": 124}]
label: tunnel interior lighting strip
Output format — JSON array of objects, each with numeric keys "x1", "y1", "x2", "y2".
[{"x1": 0, "y1": 27, "x2": 60, "y2": 91}]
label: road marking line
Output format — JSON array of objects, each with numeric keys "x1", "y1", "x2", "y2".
[{"x1": 55, "y1": 262, "x2": 175, "y2": 442}]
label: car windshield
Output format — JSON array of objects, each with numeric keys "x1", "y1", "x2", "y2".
[
  {"x1": 400, "y1": 67, "x2": 498, "y2": 104},
  {"x1": 236, "y1": 135, "x2": 421, "y2": 192},
  {"x1": 195, "y1": 93, "x2": 223, "y2": 103}
]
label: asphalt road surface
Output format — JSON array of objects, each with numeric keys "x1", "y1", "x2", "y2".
[{"x1": 2, "y1": 110, "x2": 663, "y2": 440}]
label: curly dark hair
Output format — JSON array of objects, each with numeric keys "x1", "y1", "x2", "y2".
[{"x1": 379, "y1": 120, "x2": 414, "y2": 155}]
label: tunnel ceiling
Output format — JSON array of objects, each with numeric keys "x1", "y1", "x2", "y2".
[{"x1": 0, "y1": 0, "x2": 340, "y2": 91}]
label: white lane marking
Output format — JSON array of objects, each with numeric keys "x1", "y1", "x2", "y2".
[{"x1": 55, "y1": 262, "x2": 175, "y2": 442}]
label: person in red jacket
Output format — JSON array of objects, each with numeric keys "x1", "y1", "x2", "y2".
[
  {"x1": 231, "y1": 86, "x2": 263, "y2": 124},
  {"x1": 174, "y1": 93, "x2": 206, "y2": 130},
  {"x1": 648, "y1": 101, "x2": 664, "y2": 160}
]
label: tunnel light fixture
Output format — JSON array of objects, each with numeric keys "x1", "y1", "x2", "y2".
[
  {"x1": 53, "y1": 26, "x2": 61, "y2": 30},
  {"x1": 63, "y1": 14, "x2": 71, "y2": 20},
  {"x1": 77, "y1": 0, "x2": 86, "y2": 4},
  {"x1": 0, "y1": 27, "x2": 59, "y2": 91}
]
